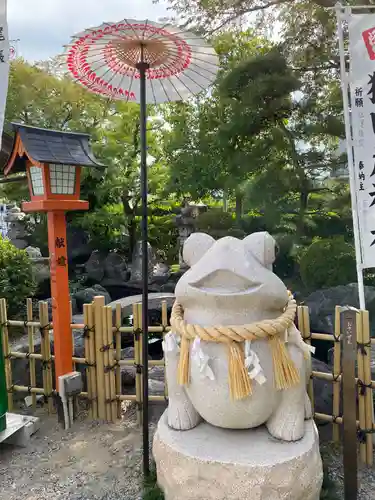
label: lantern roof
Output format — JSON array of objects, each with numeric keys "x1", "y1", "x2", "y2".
[{"x1": 4, "y1": 123, "x2": 105, "y2": 176}]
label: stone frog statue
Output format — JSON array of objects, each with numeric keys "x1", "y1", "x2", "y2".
[{"x1": 163, "y1": 231, "x2": 314, "y2": 442}]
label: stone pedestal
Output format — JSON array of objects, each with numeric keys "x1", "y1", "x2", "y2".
[{"x1": 153, "y1": 411, "x2": 323, "y2": 500}]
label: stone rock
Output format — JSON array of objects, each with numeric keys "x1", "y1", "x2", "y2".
[
  {"x1": 303, "y1": 283, "x2": 375, "y2": 362},
  {"x1": 67, "y1": 226, "x2": 92, "y2": 265},
  {"x1": 148, "y1": 379, "x2": 165, "y2": 395},
  {"x1": 151, "y1": 263, "x2": 170, "y2": 285},
  {"x1": 108, "y1": 293, "x2": 175, "y2": 322},
  {"x1": 74, "y1": 285, "x2": 111, "y2": 312},
  {"x1": 85, "y1": 251, "x2": 105, "y2": 283},
  {"x1": 103, "y1": 252, "x2": 129, "y2": 282},
  {"x1": 130, "y1": 241, "x2": 156, "y2": 282},
  {"x1": 153, "y1": 411, "x2": 323, "y2": 500},
  {"x1": 304, "y1": 283, "x2": 375, "y2": 335},
  {"x1": 149, "y1": 365, "x2": 165, "y2": 382},
  {"x1": 311, "y1": 358, "x2": 333, "y2": 417}
]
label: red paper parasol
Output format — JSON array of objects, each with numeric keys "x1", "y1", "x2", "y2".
[
  {"x1": 62, "y1": 19, "x2": 219, "y2": 477},
  {"x1": 63, "y1": 19, "x2": 219, "y2": 103}
]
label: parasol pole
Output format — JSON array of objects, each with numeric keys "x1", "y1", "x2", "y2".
[{"x1": 136, "y1": 47, "x2": 150, "y2": 478}]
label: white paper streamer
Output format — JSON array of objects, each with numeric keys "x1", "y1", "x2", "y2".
[
  {"x1": 162, "y1": 332, "x2": 179, "y2": 353},
  {"x1": 191, "y1": 338, "x2": 215, "y2": 381},
  {"x1": 287, "y1": 324, "x2": 316, "y2": 355},
  {"x1": 244, "y1": 341, "x2": 266, "y2": 385}
]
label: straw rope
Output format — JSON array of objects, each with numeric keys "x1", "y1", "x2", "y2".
[{"x1": 171, "y1": 292, "x2": 301, "y2": 400}]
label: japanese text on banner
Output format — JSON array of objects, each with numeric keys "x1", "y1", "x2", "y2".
[{"x1": 349, "y1": 14, "x2": 375, "y2": 268}]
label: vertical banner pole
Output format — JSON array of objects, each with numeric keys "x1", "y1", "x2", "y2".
[{"x1": 336, "y1": 2, "x2": 366, "y2": 309}]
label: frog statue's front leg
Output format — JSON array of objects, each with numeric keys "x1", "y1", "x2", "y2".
[
  {"x1": 266, "y1": 325, "x2": 313, "y2": 442},
  {"x1": 163, "y1": 332, "x2": 201, "y2": 431}
]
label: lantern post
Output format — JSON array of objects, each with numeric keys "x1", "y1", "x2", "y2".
[{"x1": 3, "y1": 123, "x2": 105, "y2": 397}]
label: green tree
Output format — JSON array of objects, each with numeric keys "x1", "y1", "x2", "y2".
[
  {"x1": 161, "y1": 31, "x2": 299, "y2": 221},
  {"x1": 2, "y1": 59, "x2": 170, "y2": 256}
]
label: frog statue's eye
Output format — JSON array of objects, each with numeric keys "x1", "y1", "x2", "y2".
[
  {"x1": 183, "y1": 232, "x2": 215, "y2": 268},
  {"x1": 243, "y1": 231, "x2": 277, "y2": 270}
]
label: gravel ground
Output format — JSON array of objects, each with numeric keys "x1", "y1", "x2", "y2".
[
  {"x1": 321, "y1": 441, "x2": 375, "y2": 499},
  {"x1": 0, "y1": 402, "x2": 162, "y2": 500},
  {"x1": 2, "y1": 404, "x2": 375, "y2": 500}
]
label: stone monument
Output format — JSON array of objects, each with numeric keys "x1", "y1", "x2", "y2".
[
  {"x1": 4, "y1": 205, "x2": 28, "y2": 249},
  {"x1": 175, "y1": 200, "x2": 206, "y2": 270},
  {"x1": 153, "y1": 231, "x2": 323, "y2": 500}
]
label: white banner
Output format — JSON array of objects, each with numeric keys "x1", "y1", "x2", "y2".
[
  {"x1": 348, "y1": 13, "x2": 375, "y2": 268},
  {"x1": 0, "y1": 0, "x2": 9, "y2": 152}
]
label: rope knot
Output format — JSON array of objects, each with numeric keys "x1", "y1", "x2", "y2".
[{"x1": 172, "y1": 292, "x2": 301, "y2": 400}]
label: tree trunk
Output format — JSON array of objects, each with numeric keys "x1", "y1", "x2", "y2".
[
  {"x1": 121, "y1": 194, "x2": 137, "y2": 258},
  {"x1": 223, "y1": 190, "x2": 228, "y2": 212},
  {"x1": 235, "y1": 193, "x2": 243, "y2": 224},
  {"x1": 297, "y1": 190, "x2": 309, "y2": 239}
]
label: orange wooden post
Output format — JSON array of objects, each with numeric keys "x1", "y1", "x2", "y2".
[{"x1": 48, "y1": 211, "x2": 72, "y2": 384}]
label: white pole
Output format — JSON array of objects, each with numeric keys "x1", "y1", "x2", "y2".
[{"x1": 336, "y1": 2, "x2": 366, "y2": 310}]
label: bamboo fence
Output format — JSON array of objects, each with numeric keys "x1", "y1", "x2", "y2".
[{"x1": 1, "y1": 296, "x2": 374, "y2": 465}]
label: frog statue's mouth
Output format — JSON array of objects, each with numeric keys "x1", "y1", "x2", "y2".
[{"x1": 188, "y1": 270, "x2": 263, "y2": 296}]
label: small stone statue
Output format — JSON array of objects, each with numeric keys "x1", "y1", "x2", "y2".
[
  {"x1": 175, "y1": 200, "x2": 202, "y2": 270},
  {"x1": 5, "y1": 205, "x2": 28, "y2": 249},
  {"x1": 163, "y1": 231, "x2": 314, "y2": 441},
  {"x1": 130, "y1": 240, "x2": 156, "y2": 282}
]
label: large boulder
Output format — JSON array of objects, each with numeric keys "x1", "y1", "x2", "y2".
[
  {"x1": 311, "y1": 358, "x2": 334, "y2": 417},
  {"x1": 73, "y1": 284, "x2": 111, "y2": 312},
  {"x1": 67, "y1": 226, "x2": 92, "y2": 265},
  {"x1": 102, "y1": 251, "x2": 130, "y2": 285},
  {"x1": 303, "y1": 283, "x2": 375, "y2": 361},
  {"x1": 304, "y1": 283, "x2": 375, "y2": 335},
  {"x1": 85, "y1": 250, "x2": 105, "y2": 283},
  {"x1": 108, "y1": 292, "x2": 175, "y2": 320}
]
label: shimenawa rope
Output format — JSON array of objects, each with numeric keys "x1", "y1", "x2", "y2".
[{"x1": 171, "y1": 292, "x2": 301, "y2": 400}]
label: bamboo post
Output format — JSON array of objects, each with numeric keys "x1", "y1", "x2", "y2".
[
  {"x1": 87, "y1": 302, "x2": 98, "y2": 419},
  {"x1": 94, "y1": 296, "x2": 106, "y2": 420},
  {"x1": 83, "y1": 304, "x2": 93, "y2": 419},
  {"x1": 302, "y1": 306, "x2": 314, "y2": 409},
  {"x1": 0, "y1": 299, "x2": 12, "y2": 411},
  {"x1": 357, "y1": 310, "x2": 367, "y2": 464},
  {"x1": 161, "y1": 300, "x2": 168, "y2": 400},
  {"x1": 361, "y1": 310, "x2": 373, "y2": 466},
  {"x1": 133, "y1": 303, "x2": 142, "y2": 426},
  {"x1": 102, "y1": 302, "x2": 111, "y2": 421},
  {"x1": 332, "y1": 306, "x2": 342, "y2": 443},
  {"x1": 115, "y1": 303, "x2": 122, "y2": 419},
  {"x1": 107, "y1": 306, "x2": 117, "y2": 422},
  {"x1": 42, "y1": 302, "x2": 53, "y2": 414},
  {"x1": 27, "y1": 299, "x2": 37, "y2": 411}
]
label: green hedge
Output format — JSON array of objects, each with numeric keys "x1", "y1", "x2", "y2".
[
  {"x1": 299, "y1": 237, "x2": 356, "y2": 290},
  {"x1": 0, "y1": 238, "x2": 36, "y2": 317}
]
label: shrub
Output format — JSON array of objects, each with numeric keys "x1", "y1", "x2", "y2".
[
  {"x1": 196, "y1": 209, "x2": 245, "y2": 239},
  {"x1": 0, "y1": 238, "x2": 36, "y2": 317},
  {"x1": 75, "y1": 205, "x2": 129, "y2": 254},
  {"x1": 148, "y1": 215, "x2": 179, "y2": 264},
  {"x1": 299, "y1": 236, "x2": 357, "y2": 290}
]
